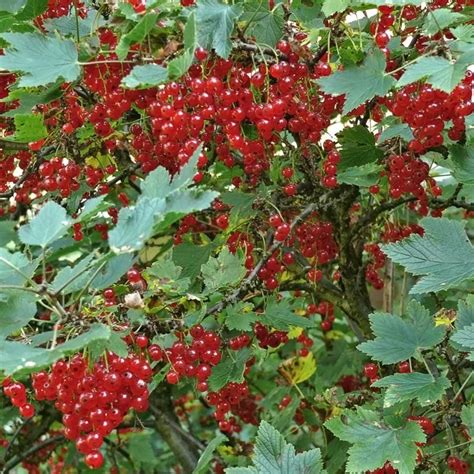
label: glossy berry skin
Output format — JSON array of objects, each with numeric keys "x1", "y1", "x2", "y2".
[
  {"x1": 363, "y1": 363, "x2": 379, "y2": 379},
  {"x1": 85, "y1": 451, "x2": 104, "y2": 469}
]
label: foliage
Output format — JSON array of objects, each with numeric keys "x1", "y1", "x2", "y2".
[{"x1": 0, "y1": 1, "x2": 471, "y2": 473}]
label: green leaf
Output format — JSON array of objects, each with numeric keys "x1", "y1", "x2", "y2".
[
  {"x1": 250, "y1": 420, "x2": 324, "y2": 474},
  {"x1": 0, "y1": 222, "x2": 17, "y2": 246},
  {"x1": 0, "y1": 340, "x2": 55, "y2": 376},
  {"x1": 322, "y1": 0, "x2": 349, "y2": 17},
  {"x1": 357, "y1": 302, "x2": 445, "y2": 364},
  {"x1": 0, "y1": 33, "x2": 80, "y2": 87},
  {"x1": 451, "y1": 323, "x2": 474, "y2": 352},
  {"x1": 195, "y1": 0, "x2": 242, "y2": 59},
  {"x1": 0, "y1": 290, "x2": 37, "y2": 336},
  {"x1": 121, "y1": 63, "x2": 168, "y2": 89},
  {"x1": 221, "y1": 191, "x2": 256, "y2": 219},
  {"x1": 116, "y1": 12, "x2": 159, "y2": 60},
  {"x1": 224, "y1": 302, "x2": 255, "y2": 332},
  {"x1": 0, "y1": 323, "x2": 114, "y2": 375},
  {"x1": 423, "y1": 9, "x2": 466, "y2": 35},
  {"x1": 168, "y1": 49, "x2": 194, "y2": 80},
  {"x1": 147, "y1": 257, "x2": 190, "y2": 293},
  {"x1": 108, "y1": 197, "x2": 165, "y2": 254},
  {"x1": 241, "y1": 1, "x2": 284, "y2": 47},
  {"x1": 318, "y1": 49, "x2": 395, "y2": 115},
  {"x1": 18, "y1": 201, "x2": 72, "y2": 248},
  {"x1": 0, "y1": 249, "x2": 37, "y2": 286},
  {"x1": 457, "y1": 297, "x2": 474, "y2": 330},
  {"x1": 397, "y1": 54, "x2": 473, "y2": 93},
  {"x1": 449, "y1": 144, "x2": 474, "y2": 185},
  {"x1": 201, "y1": 247, "x2": 246, "y2": 292},
  {"x1": 1, "y1": 82, "x2": 63, "y2": 117},
  {"x1": 79, "y1": 195, "x2": 108, "y2": 220},
  {"x1": 451, "y1": 24, "x2": 474, "y2": 43},
  {"x1": 337, "y1": 125, "x2": 384, "y2": 171},
  {"x1": 90, "y1": 254, "x2": 135, "y2": 290},
  {"x1": 49, "y1": 254, "x2": 96, "y2": 295},
  {"x1": 173, "y1": 242, "x2": 213, "y2": 280},
  {"x1": 325, "y1": 408, "x2": 425, "y2": 474},
  {"x1": 208, "y1": 347, "x2": 251, "y2": 391},
  {"x1": 377, "y1": 123, "x2": 414, "y2": 144},
  {"x1": 14, "y1": 0, "x2": 48, "y2": 20},
  {"x1": 193, "y1": 433, "x2": 227, "y2": 474},
  {"x1": 337, "y1": 163, "x2": 383, "y2": 186},
  {"x1": 372, "y1": 373, "x2": 451, "y2": 408},
  {"x1": 382, "y1": 217, "x2": 474, "y2": 294},
  {"x1": 109, "y1": 151, "x2": 218, "y2": 253},
  {"x1": 184, "y1": 11, "x2": 197, "y2": 51},
  {"x1": 43, "y1": 9, "x2": 104, "y2": 37},
  {"x1": 13, "y1": 113, "x2": 47, "y2": 142},
  {"x1": 461, "y1": 405, "x2": 474, "y2": 455},
  {"x1": 128, "y1": 431, "x2": 158, "y2": 470},
  {"x1": 259, "y1": 297, "x2": 315, "y2": 330}
]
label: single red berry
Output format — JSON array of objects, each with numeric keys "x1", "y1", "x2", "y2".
[
  {"x1": 363, "y1": 363, "x2": 379, "y2": 379},
  {"x1": 85, "y1": 451, "x2": 104, "y2": 469}
]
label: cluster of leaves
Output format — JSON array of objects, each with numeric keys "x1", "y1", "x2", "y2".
[{"x1": 0, "y1": 0, "x2": 472, "y2": 473}]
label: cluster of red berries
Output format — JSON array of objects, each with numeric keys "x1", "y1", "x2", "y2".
[
  {"x1": 320, "y1": 140, "x2": 340, "y2": 189},
  {"x1": 447, "y1": 456, "x2": 470, "y2": 474},
  {"x1": 38, "y1": 158, "x2": 81, "y2": 197},
  {"x1": 254, "y1": 322, "x2": 288, "y2": 349},
  {"x1": 408, "y1": 415, "x2": 435, "y2": 438},
  {"x1": 381, "y1": 223, "x2": 424, "y2": 243},
  {"x1": 3, "y1": 380, "x2": 36, "y2": 419},
  {"x1": 363, "y1": 363, "x2": 380, "y2": 384},
  {"x1": 206, "y1": 381, "x2": 259, "y2": 431},
  {"x1": 26, "y1": 352, "x2": 152, "y2": 469},
  {"x1": 369, "y1": 461, "x2": 397, "y2": 474},
  {"x1": 164, "y1": 325, "x2": 223, "y2": 390},
  {"x1": 389, "y1": 82, "x2": 472, "y2": 154}
]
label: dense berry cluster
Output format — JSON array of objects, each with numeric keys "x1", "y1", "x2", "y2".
[{"x1": 4, "y1": 352, "x2": 153, "y2": 469}]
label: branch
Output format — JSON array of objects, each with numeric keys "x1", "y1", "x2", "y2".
[
  {"x1": 206, "y1": 202, "x2": 318, "y2": 316},
  {"x1": 0, "y1": 145, "x2": 56, "y2": 201},
  {"x1": 2, "y1": 435, "x2": 64, "y2": 473}
]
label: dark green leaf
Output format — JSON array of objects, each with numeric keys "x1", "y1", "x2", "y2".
[
  {"x1": 18, "y1": 201, "x2": 72, "y2": 248},
  {"x1": 13, "y1": 113, "x2": 47, "y2": 142},
  {"x1": 325, "y1": 408, "x2": 425, "y2": 474},
  {"x1": 337, "y1": 163, "x2": 383, "y2": 186},
  {"x1": 0, "y1": 290, "x2": 37, "y2": 336},
  {"x1": 122, "y1": 64, "x2": 168, "y2": 89},
  {"x1": 318, "y1": 49, "x2": 395, "y2": 115},
  {"x1": 208, "y1": 347, "x2": 251, "y2": 391},
  {"x1": 358, "y1": 302, "x2": 445, "y2": 364},
  {"x1": 173, "y1": 243, "x2": 213, "y2": 280},
  {"x1": 195, "y1": 0, "x2": 243, "y2": 59},
  {"x1": 224, "y1": 302, "x2": 255, "y2": 332},
  {"x1": 372, "y1": 373, "x2": 451, "y2": 407},
  {"x1": 241, "y1": 1, "x2": 284, "y2": 47},
  {"x1": 0, "y1": 33, "x2": 80, "y2": 87},
  {"x1": 116, "y1": 13, "x2": 159, "y2": 60},
  {"x1": 337, "y1": 125, "x2": 384, "y2": 170},
  {"x1": 449, "y1": 144, "x2": 474, "y2": 185},
  {"x1": 0, "y1": 222, "x2": 17, "y2": 246},
  {"x1": 193, "y1": 433, "x2": 227, "y2": 474},
  {"x1": 43, "y1": 9, "x2": 104, "y2": 37},
  {"x1": 15, "y1": 0, "x2": 48, "y2": 20},
  {"x1": 201, "y1": 247, "x2": 246, "y2": 292},
  {"x1": 423, "y1": 9, "x2": 466, "y2": 35},
  {"x1": 259, "y1": 297, "x2": 315, "y2": 330},
  {"x1": 0, "y1": 249, "x2": 37, "y2": 286},
  {"x1": 397, "y1": 53, "x2": 473, "y2": 93},
  {"x1": 382, "y1": 217, "x2": 474, "y2": 294}
]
